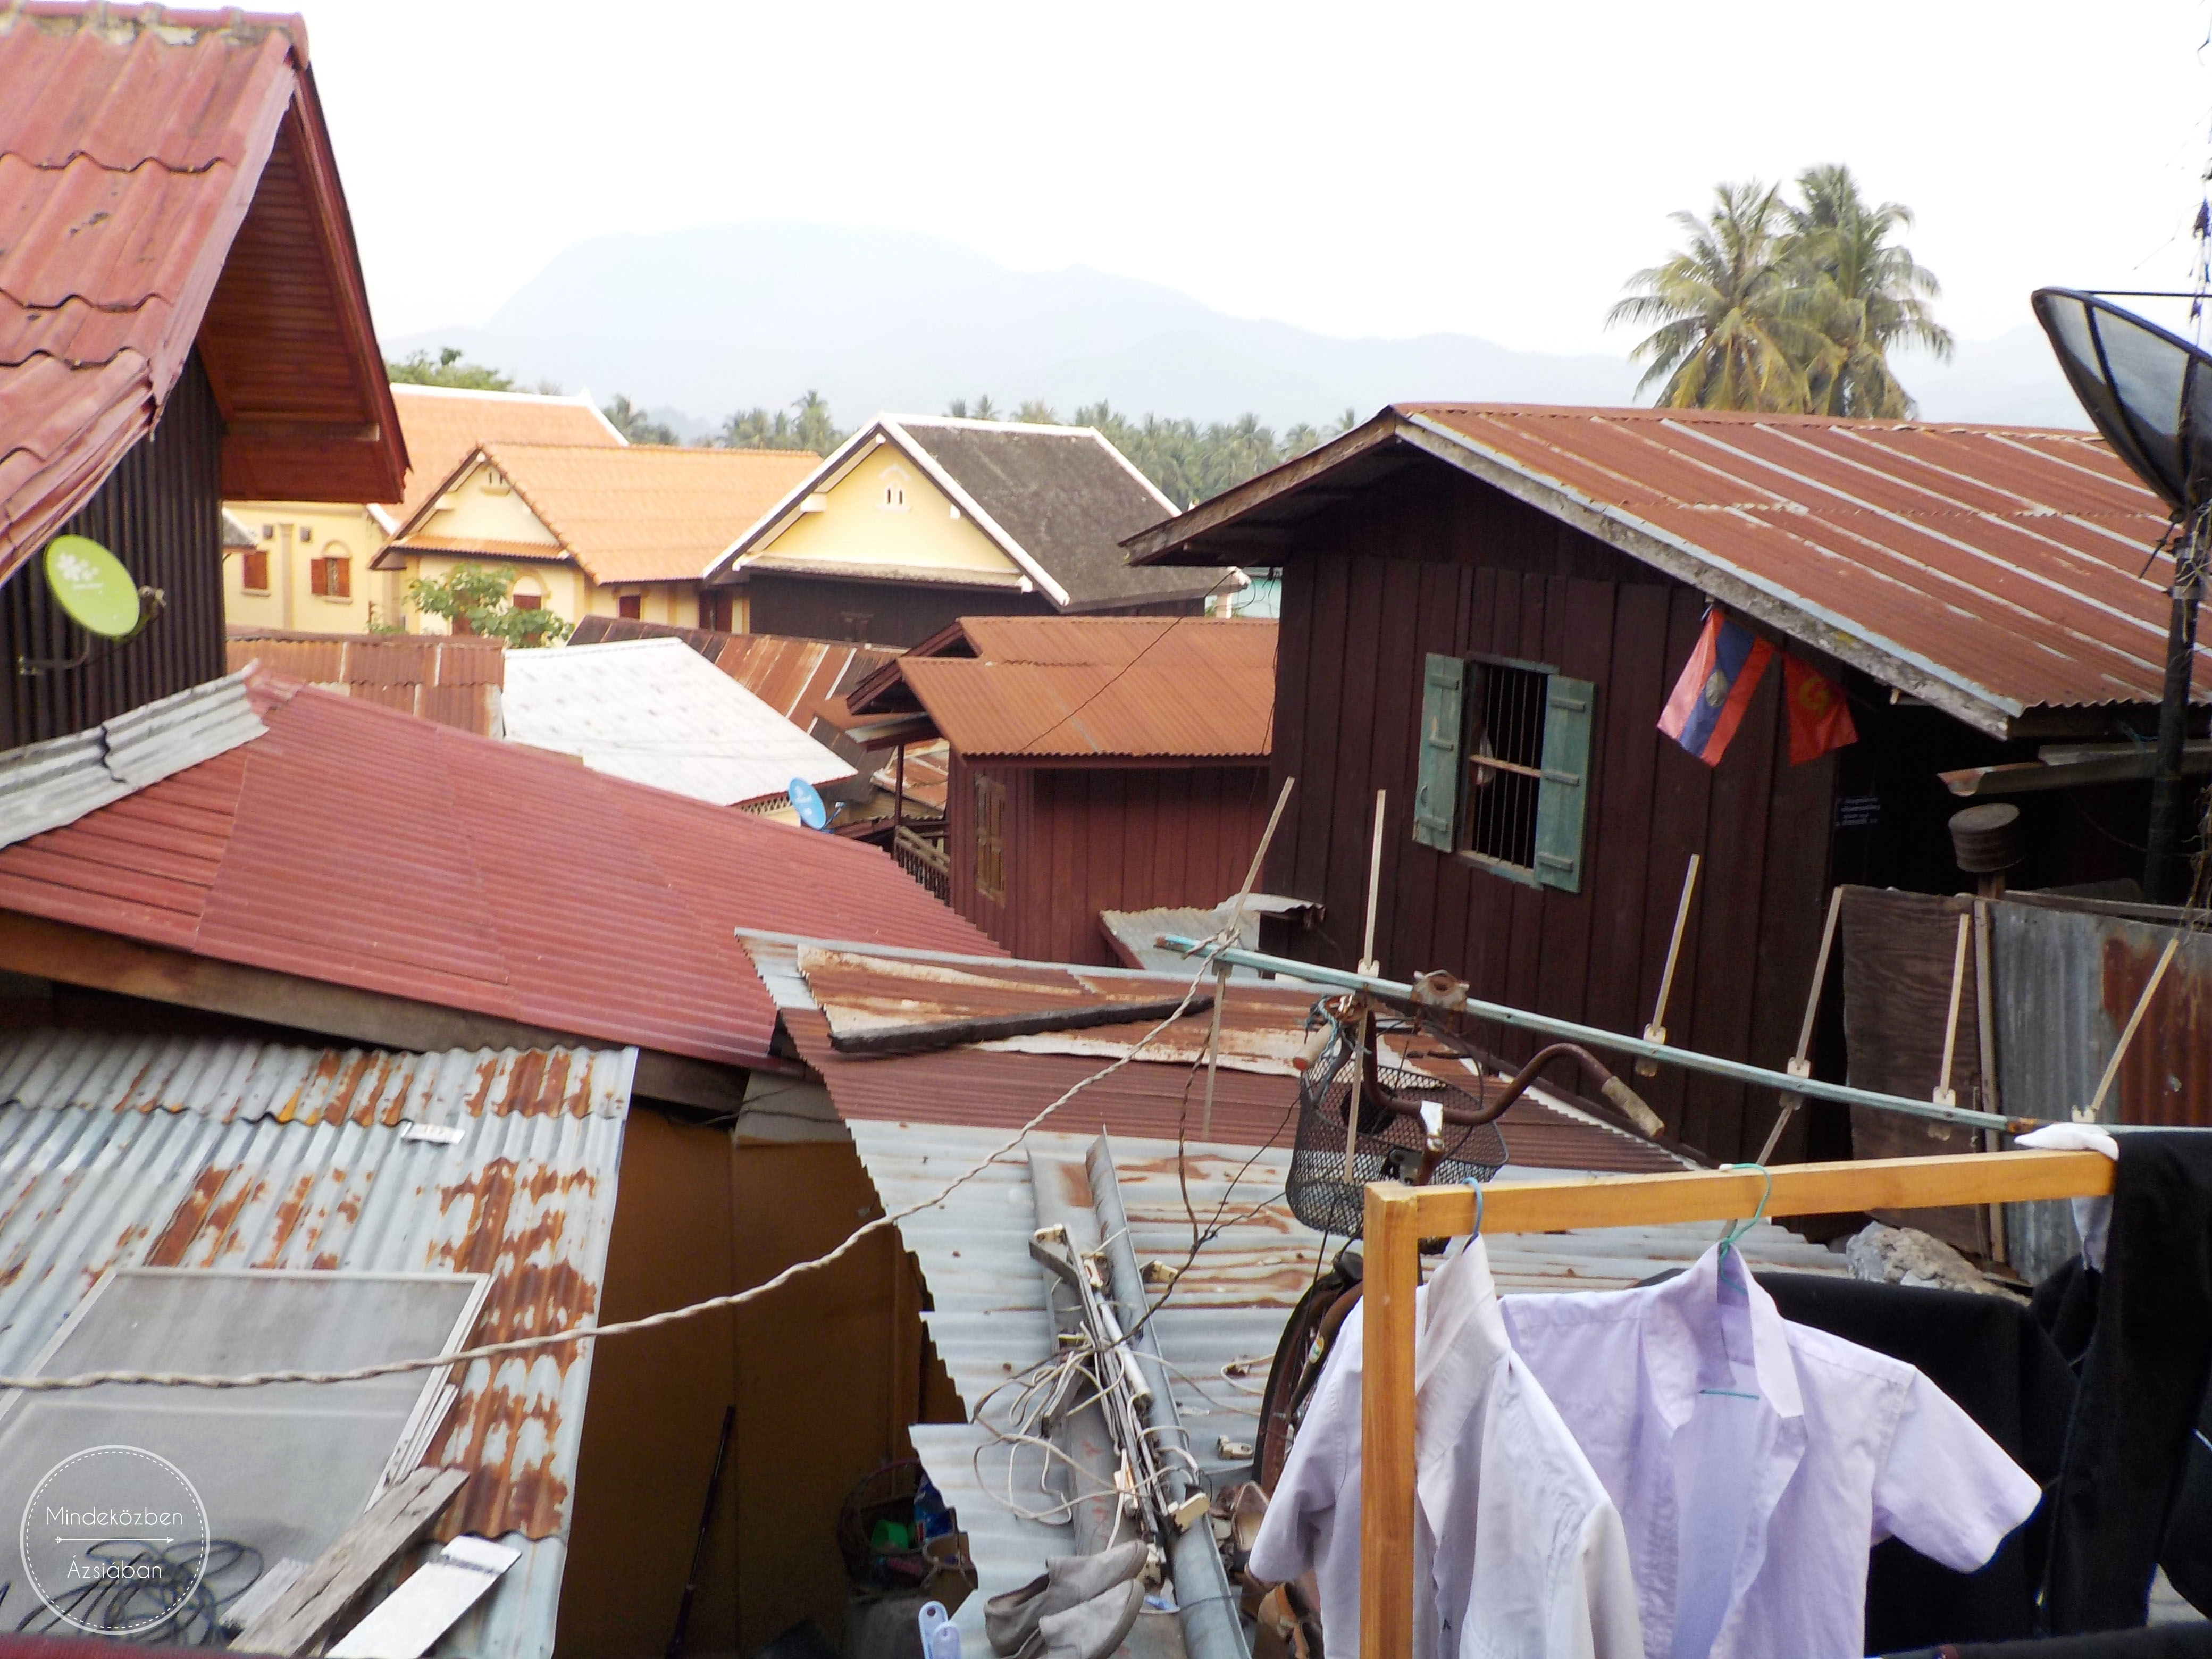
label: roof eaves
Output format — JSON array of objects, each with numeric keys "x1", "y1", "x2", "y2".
[
  {"x1": 882, "y1": 419, "x2": 1074, "y2": 608},
  {"x1": 1394, "y1": 412, "x2": 2026, "y2": 738},
  {"x1": 1120, "y1": 413, "x2": 1411, "y2": 565},
  {"x1": 473, "y1": 440, "x2": 590, "y2": 575}
]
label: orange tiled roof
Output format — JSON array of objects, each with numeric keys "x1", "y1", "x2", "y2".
[
  {"x1": 384, "y1": 385, "x2": 621, "y2": 529},
  {"x1": 392, "y1": 442, "x2": 820, "y2": 585}
]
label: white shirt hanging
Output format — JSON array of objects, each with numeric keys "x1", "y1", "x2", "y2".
[
  {"x1": 1501, "y1": 1243, "x2": 2042, "y2": 1659},
  {"x1": 1251, "y1": 1237, "x2": 1644, "y2": 1659}
]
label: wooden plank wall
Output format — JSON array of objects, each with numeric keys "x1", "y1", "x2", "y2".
[
  {"x1": 945, "y1": 752, "x2": 1272, "y2": 964},
  {"x1": 1266, "y1": 466, "x2": 1840, "y2": 1164}
]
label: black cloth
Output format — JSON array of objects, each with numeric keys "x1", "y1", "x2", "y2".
[
  {"x1": 1886, "y1": 1628, "x2": 2212, "y2": 1657},
  {"x1": 1755, "y1": 1272, "x2": 2076, "y2": 1652},
  {"x1": 2041, "y1": 1133, "x2": 2212, "y2": 1634}
]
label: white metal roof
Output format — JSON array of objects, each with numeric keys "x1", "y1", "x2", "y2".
[{"x1": 501, "y1": 638, "x2": 856, "y2": 807}]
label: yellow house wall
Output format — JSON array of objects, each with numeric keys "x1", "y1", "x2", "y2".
[
  {"x1": 392, "y1": 551, "x2": 590, "y2": 634},
  {"x1": 223, "y1": 501, "x2": 406, "y2": 633},
  {"x1": 749, "y1": 440, "x2": 1022, "y2": 580},
  {"x1": 409, "y1": 461, "x2": 565, "y2": 549}
]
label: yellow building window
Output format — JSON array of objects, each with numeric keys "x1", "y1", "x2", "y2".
[
  {"x1": 241, "y1": 549, "x2": 269, "y2": 592},
  {"x1": 309, "y1": 555, "x2": 350, "y2": 599}
]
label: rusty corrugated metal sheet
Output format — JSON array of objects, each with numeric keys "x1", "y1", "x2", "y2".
[
  {"x1": 0, "y1": 5, "x2": 403, "y2": 579},
  {"x1": 750, "y1": 936, "x2": 1686, "y2": 1170},
  {"x1": 1409, "y1": 405, "x2": 2188, "y2": 720},
  {"x1": 896, "y1": 617, "x2": 1275, "y2": 758},
  {"x1": 0, "y1": 669, "x2": 1000, "y2": 1067},
  {"x1": 225, "y1": 632, "x2": 505, "y2": 736},
  {"x1": 0, "y1": 1028, "x2": 632, "y2": 1659}
]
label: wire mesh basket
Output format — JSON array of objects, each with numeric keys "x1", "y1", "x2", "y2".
[{"x1": 1287, "y1": 1027, "x2": 1507, "y2": 1238}]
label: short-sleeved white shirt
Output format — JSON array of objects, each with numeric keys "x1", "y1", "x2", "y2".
[
  {"x1": 1502, "y1": 1244, "x2": 2042, "y2": 1659},
  {"x1": 1251, "y1": 1239, "x2": 1643, "y2": 1659}
]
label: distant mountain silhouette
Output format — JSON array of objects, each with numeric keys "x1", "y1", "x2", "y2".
[{"x1": 392, "y1": 222, "x2": 2085, "y2": 433}]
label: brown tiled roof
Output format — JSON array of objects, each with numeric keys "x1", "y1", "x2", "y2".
[
  {"x1": 855, "y1": 615, "x2": 1277, "y2": 758},
  {"x1": 386, "y1": 385, "x2": 621, "y2": 528},
  {"x1": 0, "y1": 4, "x2": 404, "y2": 579},
  {"x1": 225, "y1": 629, "x2": 504, "y2": 736},
  {"x1": 394, "y1": 442, "x2": 819, "y2": 585}
]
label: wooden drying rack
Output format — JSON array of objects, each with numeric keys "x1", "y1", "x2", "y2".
[{"x1": 1355, "y1": 1149, "x2": 2117, "y2": 1659}]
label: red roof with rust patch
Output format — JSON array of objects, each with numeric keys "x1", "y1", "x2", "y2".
[
  {"x1": 0, "y1": 669, "x2": 998, "y2": 1065},
  {"x1": 0, "y1": 3, "x2": 404, "y2": 581}
]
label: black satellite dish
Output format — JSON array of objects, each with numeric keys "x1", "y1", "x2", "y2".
[
  {"x1": 2031, "y1": 287, "x2": 2212, "y2": 904},
  {"x1": 2032, "y1": 288, "x2": 2212, "y2": 514}
]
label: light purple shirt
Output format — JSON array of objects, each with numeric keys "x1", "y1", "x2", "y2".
[
  {"x1": 1251, "y1": 1239, "x2": 1643, "y2": 1659},
  {"x1": 1502, "y1": 1244, "x2": 2043, "y2": 1659}
]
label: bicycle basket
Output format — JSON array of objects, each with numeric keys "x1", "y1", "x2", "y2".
[{"x1": 1286, "y1": 1028, "x2": 1507, "y2": 1238}]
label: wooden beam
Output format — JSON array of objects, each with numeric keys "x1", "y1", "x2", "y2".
[
  {"x1": 1121, "y1": 416, "x2": 1412, "y2": 565},
  {"x1": 230, "y1": 1465, "x2": 468, "y2": 1655},
  {"x1": 1359, "y1": 1180, "x2": 1422, "y2": 1659},
  {"x1": 827, "y1": 994, "x2": 1212, "y2": 1057},
  {"x1": 1383, "y1": 1149, "x2": 2112, "y2": 1240},
  {"x1": 0, "y1": 910, "x2": 759, "y2": 1110}
]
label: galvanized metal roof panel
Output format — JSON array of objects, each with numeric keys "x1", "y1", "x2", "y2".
[
  {"x1": 502, "y1": 638, "x2": 854, "y2": 807},
  {"x1": 0, "y1": 1029, "x2": 632, "y2": 1659}
]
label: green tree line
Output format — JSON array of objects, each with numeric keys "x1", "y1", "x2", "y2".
[{"x1": 1612, "y1": 164, "x2": 1951, "y2": 416}]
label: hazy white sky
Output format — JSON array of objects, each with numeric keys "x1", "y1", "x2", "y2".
[{"x1": 309, "y1": 0, "x2": 2212, "y2": 355}]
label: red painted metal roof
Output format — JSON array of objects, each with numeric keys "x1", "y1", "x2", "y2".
[
  {"x1": 1128, "y1": 405, "x2": 2192, "y2": 736},
  {"x1": 882, "y1": 616, "x2": 1278, "y2": 758},
  {"x1": 0, "y1": 4, "x2": 404, "y2": 580},
  {"x1": 1408, "y1": 405, "x2": 2183, "y2": 717},
  {"x1": 0, "y1": 669, "x2": 999, "y2": 1066}
]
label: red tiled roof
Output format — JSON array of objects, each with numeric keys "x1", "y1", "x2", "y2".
[
  {"x1": 864, "y1": 616, "x2": 1277, "y2": 758},
  {"x1": 0, "y1": 669, "x2": 998, "y2": 1066},
  {"x1": 0, "y1": 5, "x2": 404, "y2": 580},
  {"x1": 1126, "y1": 404, "x2": 2186, "y2": 739}
]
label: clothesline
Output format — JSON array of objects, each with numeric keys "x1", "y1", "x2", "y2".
[{"x1": 1353, "y1": 1148, "x2": 2119, "y2": 1659}]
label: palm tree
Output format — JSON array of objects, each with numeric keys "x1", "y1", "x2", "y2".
[
  {"x1": 1786, "y1": 165, "x2": 1953, "y2": 418},
  {"x1": 1609, "y1": 182, "x2": 1827, "y2": 412}
]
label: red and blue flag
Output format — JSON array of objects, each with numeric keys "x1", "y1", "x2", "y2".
[{"x1": 1658, "y1": 610, "x2": 1774, "y2": 765}]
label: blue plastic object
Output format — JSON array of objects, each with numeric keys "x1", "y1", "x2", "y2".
[
  {"x1": 917, "y1": 1600, "x2": 959, "y2": 1659},
  {"x1": 787, "y1": 777, "x2": 828, "y2": 830}
]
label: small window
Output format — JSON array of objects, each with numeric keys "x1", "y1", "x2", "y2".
[
  {"x1": 512, "y1": 592, "x2": 542, "y2": 611},
  {"x1": 1413, "y1": 652, "x2": 1594, "y2": 891},
  {"x1": 974, "y1": 776, "x2": 1007, "y2": 902},
  {"x1": 618, "y1": 593, "x2": 642, "y2": 619},
  {"x1": 877, "y1": 464, "x2": 911, "y2": 513},
  {"x1": 700, "y1": 591, "x2": 734, "y2": 632},
  {"x1": 259, "y1": 523, "x2": 274, "y2": 540},
  {"x1": 299, "y1": 525, "x2": 313, "y2": 546},
  {"x1": 483, "y1": 467, "x2": 510, "y2": 495},
  {"x1": 308, "y1": 555, "x2": 351, "y2": 599},
  {"x1": 841, "y1": 611, "x2": 873, "y2": 642},
  {"x1": 241, "y1": 549, "x2": 270, "y2": 592}
]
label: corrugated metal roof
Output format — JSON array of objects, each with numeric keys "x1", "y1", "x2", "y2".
[
  {"x1": 0, "y1": 667, "x2": 263, "y2": 848},
  {"x1": 0, "y1": 1028, "x2": 633, "y2": 1659},
  {"x1": 226, "y1": 632, "x2": 504, "y2": 738},
  {"x1": 0, "y1": 5, "x2": 404, "y2": 574},
  {"x1": 502, "y1": 638, "x2": 853, "y2": 807},
  {"x1": 850, "y1": 1120, "x2": 1842, "y2": 1645},
  {"x1": 890, "y1": 618, "x2": 1277, "y2": 758},
  {"x1": 743, "y1": 935, "x2": 1688, "y2": 1172},
  {"x1": 390, "y1": 442, "x2": 822, "y2": 586},
  {"x1": 1127, "y1": 405, "x2": 2193, "y2": 738},
  {"x1": 0, "y1": 670, "x2": 999, "y2": 1068}
]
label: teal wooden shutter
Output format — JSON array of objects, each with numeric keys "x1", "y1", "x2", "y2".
[
  {"x1": 1413, "y1": 654, "x2": 1464, "y2": 851},
  {"x1": 1532, "y1": 674, "x2": 1594, "y2": 891}
]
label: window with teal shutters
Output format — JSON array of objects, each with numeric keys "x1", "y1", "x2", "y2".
[
  {"x1": 1532, "y1": 674, "x2": 1594, "y2": 892},
  {"x1": 1413, "y1": 654, "x2": 1463, "y2": 850}
]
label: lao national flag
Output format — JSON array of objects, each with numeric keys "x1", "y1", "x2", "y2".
[
  {"x1": 1658, "y1": 610, "x2": 1774, "y2": 765},
  {"x1": 1784, "y1": 654, "x2": 1858, "y2": 764}
]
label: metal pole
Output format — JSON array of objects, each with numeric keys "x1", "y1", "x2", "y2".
[
  {"x1": 2145, "y1": 513, "x2": 2204, "y2": 904},
  {"x1": 1158, "y1": 934, "x2": 2050, "y2": 1136},
  {"x1": 1085, "y1": 1135, "x2": 1249, "y2": 1659}
]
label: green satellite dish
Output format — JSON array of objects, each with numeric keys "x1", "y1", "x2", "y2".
[{"x1": 43, "y1": 535, "x2": 141, "y2": 639}]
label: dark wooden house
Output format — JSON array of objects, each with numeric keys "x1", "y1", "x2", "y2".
[
  {"x1": 1125, "y1": 404, "x2": 2199, "y2": 1164},
  {"x1": 0, "y1": 7, "x2": 404, "y2": 748},
  {"x1": 841, "y1": 615, "x2": 1277, "y2": 963}
]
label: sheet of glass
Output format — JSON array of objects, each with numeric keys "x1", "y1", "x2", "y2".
[{"x1": 0, "y1": 1269, "x2": 487, "y2": 1626}]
